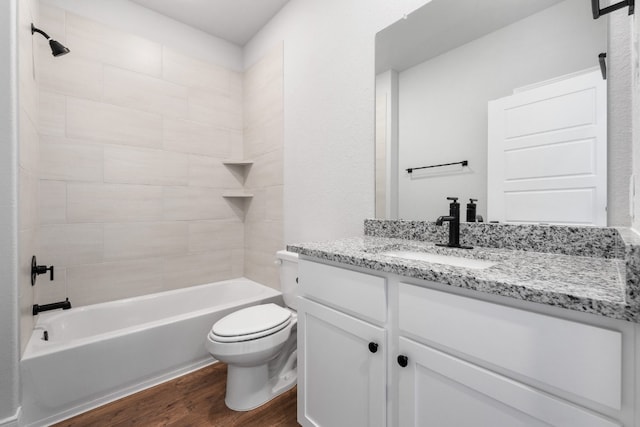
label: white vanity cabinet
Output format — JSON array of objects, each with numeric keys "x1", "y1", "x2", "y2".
[
  {"x1": 297, "y1": 260, "x2": 388, "y2": 427},
  {"x1": 297, "y1": 259, "x2": 633, "y2": 427},
  {"x1": 397, "y1": 283, "x2": 622, "y2": 427}
]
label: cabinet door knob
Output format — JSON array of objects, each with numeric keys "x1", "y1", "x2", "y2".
[
  {"x1": 397, "y1": 355, "x2": 408, "y2": 367},
  {"x1": 368, "y1": 342, "x2": 378, "y2": 353}
]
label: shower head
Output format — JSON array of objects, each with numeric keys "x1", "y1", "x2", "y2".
[{"x1": 31, "y1": 24, "x2": 70, "y2": 57}]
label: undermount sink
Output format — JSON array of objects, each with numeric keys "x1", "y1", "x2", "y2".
[{"x1": 381, "y1": 250, "x2": 497, "y2": 270}]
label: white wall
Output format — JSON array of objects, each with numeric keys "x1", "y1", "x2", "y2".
[
  {"x1": 0, "y1": 0, "x2": 20, "y2": 424},
  {"x1": 396, "y1": 0, "x2": 605, "y2": 221},
  {"x1": 39, "y1": 0, "x2": 243, "y2": 71},
  {"x1": 635, "y1": 11, "x2": 640, "y2": 231},
  {"x1": 244, "y1": 0, "x2": 430, "y2": 244}
]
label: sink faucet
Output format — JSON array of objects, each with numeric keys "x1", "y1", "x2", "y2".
[{"x1": 436, "y1": 197, "x2": 472, "y2": 249}]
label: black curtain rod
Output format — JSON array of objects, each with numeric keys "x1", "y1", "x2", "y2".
[{"x1": 406, "y1": 160, "x2": 468, "y2": 174}]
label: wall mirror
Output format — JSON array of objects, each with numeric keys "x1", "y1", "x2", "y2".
[{"x1": 375, "y1": 0, "x2": 609, "y2": 225}]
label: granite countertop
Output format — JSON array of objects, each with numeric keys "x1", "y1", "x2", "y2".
[{"x1": 288, "y1": 235, "x2": 638, "y2": 323}]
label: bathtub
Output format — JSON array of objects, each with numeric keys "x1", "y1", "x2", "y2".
[{"x1": 20, "y1": 278, "x2": 282, "y2": 427}]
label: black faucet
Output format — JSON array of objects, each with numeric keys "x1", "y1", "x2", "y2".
[
  {"x1": 33, "y1": 298, "x2": 71, "y2": 316},
  {"x1": 436, "y1": 197, "x2": 472, "y2": 249}
]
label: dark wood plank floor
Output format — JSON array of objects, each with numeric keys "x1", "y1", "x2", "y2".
[{"x1": 53, "y1": 363, "x2": 299, "y2": 427}]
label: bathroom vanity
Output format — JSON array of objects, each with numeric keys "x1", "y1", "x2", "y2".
[{"x1": 290, "y1": 221, "x2": 640, "y2": 427}]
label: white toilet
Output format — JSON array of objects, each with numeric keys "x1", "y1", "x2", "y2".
[{"x1": 205, "y1": 250, "x2": 299, "y2": 411}]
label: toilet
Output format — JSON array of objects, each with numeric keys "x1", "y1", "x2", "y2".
[{"x1": 205, "y1": 250, "x2": 299, "y2": 411}]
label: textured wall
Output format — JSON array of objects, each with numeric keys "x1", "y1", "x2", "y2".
[
  {"x1": 244, "y1": 0, "x2": 447, "y2": 244},
  {"x1": 0, "y1": 0, "x2": 19, "y2": 423},
  {"x1": 633, "y1": 13, "x2": 640, "y2": 231},
  {"x1": 609, "y1": 12, "x2": 633, "y2": 226},
  {"x1": 36, "y1": 5, "x2": 246, "y2": 307}
]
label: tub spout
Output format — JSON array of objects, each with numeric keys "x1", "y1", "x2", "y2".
[{"x1": 33, "y1": 298, "x2": 71, "y2": 315}]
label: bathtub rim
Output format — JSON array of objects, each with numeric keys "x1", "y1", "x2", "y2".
[{"x1": 23, "y1": 277, "x2": 282, "y2": 360}]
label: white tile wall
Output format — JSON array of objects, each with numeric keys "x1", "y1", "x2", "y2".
[
  {"x1": 103, "y1": 66, "x2": 189, "y2": 119},
  {"x1": 67, "y1": 183, "x2": 164, "y2": 223},
  {"x1": 243, "y1": 45, "x2": 284, "y2": 289},
  {"x1": 66, "y1": 97, "x2": 163, "y2": 148},
  {"x1": 65, "y1": 13, "x2": 162, "y2": 77},
  {"x1": 35, "y1": 5, "x2": 283, "y2": 306}
]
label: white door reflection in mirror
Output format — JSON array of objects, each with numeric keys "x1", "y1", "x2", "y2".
[{"x1": 487, "y1": 69, "x2": 607, "y2": 225}]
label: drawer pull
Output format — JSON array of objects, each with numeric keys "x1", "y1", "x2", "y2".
[
  {"x1": 397, "y1": 355, "x2": 408, "y2": 367},
  {"x1": 368, "y1": 342, "x2": 379, "y2": 353}
]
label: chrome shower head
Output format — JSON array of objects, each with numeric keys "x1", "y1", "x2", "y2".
[{"x1": 31, "y1": 24, "x2": 70, "y2": 57}]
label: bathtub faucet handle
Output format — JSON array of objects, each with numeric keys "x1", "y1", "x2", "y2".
[{"x1": 31, "y1": 255, "x2": 54, "y2": 285}]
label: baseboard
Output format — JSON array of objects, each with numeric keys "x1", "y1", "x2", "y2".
[
  {"x1": 22, "y1": 360, "x2": 215, "y2": 427},
  {"x1": 0, "y1": 407, "x2": 20, "y2": 427}
]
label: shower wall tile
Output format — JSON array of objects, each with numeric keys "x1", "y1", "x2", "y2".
[
  {"x1": 188, "y1": 155, "x2": 242, "y2": 189},
  {"x1": 163, "y1": 117, "x2": 231, "y2": 157},
  {"x1": 67, "y1": 183, "x2": 163, "y2": 223},
  {"x1": 103, "y1": 66, "x2": 189, "y2": 119},
  {"x1": 35, "y1": 6, "x2": 283, "y2": 307},
  {"x1": 19, "y1": 168, "x2": 39, "y2": 232},
  {"x1": 265, "y1": 185, "x2": 284, "y2": 221},
  {"x1": 162, "y1": 250, "x2": 233, "y2": 291},
  {"x1": 38, "y1": 3, "x2": 66, "y2": 44},
  {"x1": 244, "y1": 117, "x2": 283, "y2": 159},
  {"x1": 232, "y1": 249, "x2": 244, "y2": 277},
  {"x1": 39, "y1": 180, "x2": 66, "y2": 224},
  {"x1": 104, "y1": 145, "x2": 189, "y2": 186},
  {"x1": 163, "y1": 187, "x2": 232, "y2": 221},
  {"x1": 243, "y1": 44, "x2": 284, "y2": 289},
  {"x1": 38, "y1": 224, "x2": 103, "y2": 268},
  {"x1": 39, "y1": 53, "x2": 103, "y2": 101},
  {"x1": 40, "y1": 137, "x2": 104, "y2": 182},
  {"x1": 39, "y1": 91, "x2": 65, "y2": 137},
  {"x1": 162, "y1": 48, "x2": 230, "y2": 92},
  {"x1": 103, "y1": 222, "x2": 188, "y2": 261},
  {"x1": 19, "y1": 110, "x2": 39, "y2": 172},
  {"x1": 187, "y1": 87, "x2": 236, "y2": 129},
  {"x1": 67, "y1": 259, "x2": 165, "y2": 307},
  {"x1": 66, "y1": 14, "x2": 162, "y2": 77},
  {"x1": 244, "y1": 148, "x2": 284, "y2": 188},
  {"x1": 188, "y1": 220, "x2": 244, "y2": 252},
  {"x1": 66, "y1": 97, "x2": 163, "y2": 148}
]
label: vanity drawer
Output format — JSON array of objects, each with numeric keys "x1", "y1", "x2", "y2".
[
  {"x1": 299, "y1": 260, "x2": 387, "y2": 324},
  {"x1": 398, "y1": 282, "x2": 622, "y2": 410}
]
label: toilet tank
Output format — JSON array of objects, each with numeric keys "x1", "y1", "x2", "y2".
[{"x1": 276, "y1": 250, "x2": 299, "y2": 311}]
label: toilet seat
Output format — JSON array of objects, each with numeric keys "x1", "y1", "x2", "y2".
[{"x1": 210, "y1": 304, "x2": 292, "y2": 343}]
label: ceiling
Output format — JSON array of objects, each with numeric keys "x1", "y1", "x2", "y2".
[{"x1": 130, "y1": 0, "x2": 290, "y2": 46}]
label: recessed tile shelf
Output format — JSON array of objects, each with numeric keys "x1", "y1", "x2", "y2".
[
  {"x1": 222, "y1": 191, "x2": 254, "y2": 198},
  {"x1": 222, "y1": 160, "x2": 254, "y2": 167}
]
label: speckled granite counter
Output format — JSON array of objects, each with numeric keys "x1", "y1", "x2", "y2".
[{"x1": 288, "y1": 222, "x2": 640, "y2": 323}]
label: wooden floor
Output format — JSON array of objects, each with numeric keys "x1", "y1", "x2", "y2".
[{"x1": 53, "y1": 363, "x2": 299, "y2": 427}]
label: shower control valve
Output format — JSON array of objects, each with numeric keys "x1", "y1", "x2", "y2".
[{"x1": 31, "y1": 255, "x2": 54, "y2": 286}]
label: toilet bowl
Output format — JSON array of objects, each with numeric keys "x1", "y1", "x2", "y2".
[{"x1": 205, "y1": 250, "x2": 298, "y2": 411}]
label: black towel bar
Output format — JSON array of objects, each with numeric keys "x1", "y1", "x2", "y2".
[{"x1": 406, "y1": 160, "x2": 468, "y2": 174}]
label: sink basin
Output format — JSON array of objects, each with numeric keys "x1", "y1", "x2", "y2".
[{"x1": 381, "y1": 250, "x2": 497, "y2": 270}]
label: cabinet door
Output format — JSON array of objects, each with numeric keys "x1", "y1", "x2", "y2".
[
  {"x1": 397, "y1": 337, "x2": 620, "y2": 427},
  {"x1": 298, "y1": 297, "x2": 386, "y2": 427}
]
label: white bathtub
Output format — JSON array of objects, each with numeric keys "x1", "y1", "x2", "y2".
[{"x1": 20, "y1": 278, "x2": 282, "y2": 427}]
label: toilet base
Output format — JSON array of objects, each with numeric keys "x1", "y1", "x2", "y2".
[{"x1": 224, "y1": 356, "x2": 297, "y2": 411}]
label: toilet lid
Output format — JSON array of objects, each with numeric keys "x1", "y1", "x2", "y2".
[{"x1": 211, "y1": 304, "x2": 291, "y2": 342}]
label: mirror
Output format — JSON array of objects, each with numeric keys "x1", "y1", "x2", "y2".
[{"x1": 375, "y1": 0, "x2": 608, "y2": 224}]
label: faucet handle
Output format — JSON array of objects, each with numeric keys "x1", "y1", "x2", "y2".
[{"x1": 446, "y1": 197, "x2": 458, "y2": 203}]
